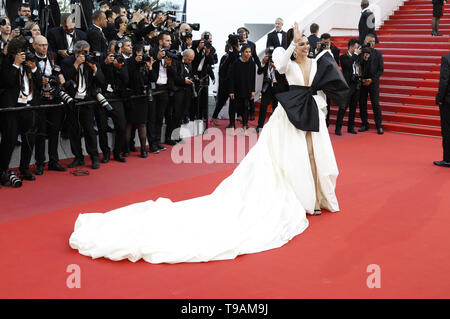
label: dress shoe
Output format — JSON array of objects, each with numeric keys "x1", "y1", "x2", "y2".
[
  {"x1": 68, "y1": 158, "x2": 85, "y2": 168},
  {"x1": 165, "y1": 139, "x2": 178, "y2": 146},
  {"x1": 335, "y1": 129, "x2": 342, "y2": 136},
  {"x1": 358, "y1": 126, "x2": 369, "y2": 132},
  {"x1": 101, "y1": 151, "x2": 110, "y2": 163},
  {"x1": 48, "y1": 162, "x2": 67, "y2": 172},
  {"x1": 150, "y1": 145, "x2": 160, "y2": 154},
  {"x1": 91, "y1": 158, "x2": 100, "y2": 170},
  {"x1": 122, "y1": 152, "x2": 130, "y2": 158},
  {"x1": 377, "y1": 128, "x2": 384, "y2": 135},
  {"x1": 157, "y1": 144, "x2": 167, "y2": 151},
  {"x1": 347, "y1": 128, "x2": 357, "y2": 134},
  {"x1": 35, "y1": 164, "x2": 44, "y2": 175},
  {"x1": 113, "y1": 154, "x2": 127, "y2": 162},
  {"x1": 434, "y1": 160, "x2": 450, "y2": 167},
  {"x1": 20, "y1": 169, "x2": 36, "y2": 181},
  {"x1": 140, "y1": 151, "x2": 148, "y2": 158}
]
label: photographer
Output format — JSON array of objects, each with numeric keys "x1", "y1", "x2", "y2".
[
  {"x1": 47, "y1": 13, "x2": 87, "y2": 65},
  {"x1": 210, "y1": 38, "x2": 241, "y2": 126},
  {"x1": 33, "y1": 34, "x2": 67, "y2": 174},
  {"x1": 0, "y1": 37, "x2": 42, "y2": 185},
  {"x1": 165, "y1": 48, "x2": 195, "y2": 145},
  {"x1": 23, "y1": 21, "x2": 41, "y2": 38},
  {"x1": 61, "y1": 40, "x2": 105, "y2": 169},
  {"x1": 147, "y1": 31, "x2": 172, "y2": 154},
  {"x1": 126, "y1": 43, "x2": 155, "y2": 158},
  {"x1": 228, "y1": 44, "x2": 256, "y2": 134},
  {"x1": 171, "y1": 23, "x2": 193, "y2": 52},
  {"x1": 11, "y1": 2, "x2": 32, "y2": 29},
  {"x1": 98, "y1": 40, "x2": 128, "y2": 163},
  {"x1": 358, "y1": 33, "x2": 384, "y2": 134},
  {"x1": 191, "y1": 31, "x2": 217, "y2": 122},
  {"x1": 255, "y1": 46, "x2": 288, "y2": 133},
  {"x1": 87, "y1": 10, "x2": 108, "y2": 54},
  {"x1": 103, "y1": 9, "x2": 118, "y2": 42},
  {"x1": 336, "y1": 38, "x2": 361, "y2": 135},
  {"x1": 0, "y1": 16, "x2": 19, "y2": 55}
]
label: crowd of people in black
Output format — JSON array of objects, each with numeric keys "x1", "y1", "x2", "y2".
[{"x1": 0, "y1": 0, "x2": 385, "y2": 189}]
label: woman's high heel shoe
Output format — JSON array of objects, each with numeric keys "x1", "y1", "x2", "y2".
[
  {"x1": 210, "y1": 118, "x2": 220, "y2": 126},
  {"x1": 313, "y1": 209, "x2": 322, "y2": 215}
]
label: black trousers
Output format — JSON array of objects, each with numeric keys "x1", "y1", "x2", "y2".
[
  {"x1": 166, "y1": 88, "x2": 190, "y2": 141},
  {"x1": 336, "y1": 84, "x2": 360, "y2": 131},
  {"x1": 212, "y1": 81, "x2": 229, "y2": 119},
  {"x1": 94, "y1": 99, "x2": 127, "y2": 156},
  {"x1": 258, "y1": 84, "x2": 280, "y2": 128},
  {"x1": 359, "y1": 81, "x2": 383, "y2": 129},
  {"x1": 229, "y1": 97, "x2": 250, "y2": 127},
  {"x1": 192, "y1": 84, "x2": 208, "y2": 120},
  {"x1": 35, "y1": 105, "x2": 65, "y2": 166},
  {"x1": 0, "y1": 107, "x2": 37, "y2": 173},
  {"x1": 66, "y1": 102, "x2": 99, "y2": 160},
  {"x1": 439, "y1": 102, "x2": 450, "y2": 162},
  {"x1": 147, "y1": 88, "x2": 169, "y2": 146}
]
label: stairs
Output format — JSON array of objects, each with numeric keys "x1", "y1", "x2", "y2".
[
  {"x1": 255, "y1": 0, "x2": 448, "y2": 137},
  {"x1": 330, "y1": 0, "x2": 449, "y2": 136}
]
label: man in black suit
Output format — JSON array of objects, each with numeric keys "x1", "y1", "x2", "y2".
[
  {"x1": 307, "y1": 23, "x2": 320, "y2": 58},
  {"x1": 61, "y1": 40, "x2": 105, "y2": 169},
  {"x1": 266, "y1": 18, "x2": 286, "y2": 49},
  {"x1": 358, "y1": 34, "x2": 384, "y2": 134},
  {"x1": 237, "y1": 26, "x2": 260, "y2": 121},
  {"x1": 191, "y1": 31, "x2": 217, "y2": 123},
  {"x1": 434, "y1": 52, "x2": 450, "y2": 167},
  {"x1": 9, "y1": 2, "x2": 32, "y2": 29},
  {"x1": 432, "y1": 0, "x2": 447, "y2": 36},
  {"x1": 87, "y1": 10, "x2": 108, "y2": 54},
  {"x1": 336, "y1": 38, "x2": 361, "y2": 135},
  {"x1": 0, "y1": 37, "x2": 42, "y2": 184},
  {"x1": 255, "y1": 47, "x2": 288, "y2": 133},
  {"x1": 358, "y1": 0, "x2": 379, "y2": 45},
  {"x1": 47, "y1": 13, "x2": 87, "y2": 65}
]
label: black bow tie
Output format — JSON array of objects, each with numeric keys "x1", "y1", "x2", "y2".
[
  {"x1": 66, "y1": 32, "x2": 74, "y2": 37},
  {"x1": 37, "y1": 56, "x2": 47, "y2": 63},
  {"x1": 276, "y1": 31, "x2": 282, "y2": 33}
]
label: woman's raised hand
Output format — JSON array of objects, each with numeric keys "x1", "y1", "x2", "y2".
[{"x1": 293, "y1": 22, "x2": 305, "y2": 44}]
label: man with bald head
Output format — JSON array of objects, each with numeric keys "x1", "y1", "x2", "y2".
[
  {"x1": 32, "y1": 35, "x2": 67, "y2": 174},
  {"x1": 164, "y1": 49, "x2": 196, "y2": 145}
]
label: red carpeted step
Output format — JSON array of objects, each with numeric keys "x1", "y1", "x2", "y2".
[
  {"x1": 332, "y1": 35, "x2": 450, "y2": 43},
  {"x1": 380, "y1": 93, "x2": 436, "y2": 106},
  {"x1": 381, "y1": 77, "x2": 439, "y2": 88},
  {"x1": 384, "y1": 62, "x2": 440, "y2": 72},
  {"x1": 380, "y1": 85, "x2": 438, "y2": 97},
  {"x1": 377, "y1": 29, "x2": 449, "y2": 35},
  {"x1": 383, "y1": 55, "x2": 441, "y2": 64},
  {"x1": 383, "y1": 69, "x2": 440, "y2": 79}
]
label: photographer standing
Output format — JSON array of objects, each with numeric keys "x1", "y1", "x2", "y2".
[
  {"x1": 191, "y1": 31, "x2": 217, "y2": 123},
  {"x1": 358, "y1": 34, "x2": 384, "y2": 134},
  {"x1": 336, "y1": 38, "x2": 361, "y2": 135},
  {"x1": 61, "y1": 40, "x2": 106, "y2": 169},
  {"x1": 0, "y1": 37, "x2": 42, "y2": 185},
  {"x1": 228, "y1": 44, "x2": 256, "y2": 134},
  {"x1": 33, "y1": 35, "x2": 67, "y2": 175},
  {"x1": 359, "y1": 0, "x2": 379, "y2": 45},
  {"x1": 87, "y1": 10, "x2": 108, "y2": 54}
]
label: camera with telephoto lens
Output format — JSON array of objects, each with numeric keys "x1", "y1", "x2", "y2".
[
  {"x1": 144, "y1": 83, "x2": 155, "y2": 102},
  {"x1": 95, "y1": 89, "x2": 113, "y2": 111},
  {"x1": 47, "y1": 72, "x2": 75, "y2": 106},
  {"x1": 161, "y1": 48, "x2": 180, "y2": 59},
  {"x1": 180, "y1": 30, "x2": 192, "y2": 41},
  {"x1": 228, "y1": 33, "x2": 241, "y2": 47},
  {"x1": 318, "y1": 41, "x2": 328, "y2": 51},
  {"x1": 8, "y1": 171, "x2": 22, "y2": 188},
  {"x1": 84, "y1": 51, "x2": 101, "y2": 64},
  {"x1": 188, "y1": 23, "x2": 200, "y2": 31}
]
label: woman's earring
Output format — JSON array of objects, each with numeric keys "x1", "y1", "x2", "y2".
[{"x1": 292, "y1": 52, "x2": 298, "y2": 59}]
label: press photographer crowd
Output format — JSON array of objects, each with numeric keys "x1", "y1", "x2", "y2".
[{"x1": 0, "y1": 0, "x2": 385, "y2": 189}]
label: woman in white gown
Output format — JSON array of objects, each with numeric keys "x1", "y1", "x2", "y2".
[{"x1": 69, "y1": 23, "x2": 348, "y2": 264}]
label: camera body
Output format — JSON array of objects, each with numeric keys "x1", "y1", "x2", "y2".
[
  {"x1": 114, "y1": 53, "x2": 125, "y2": 64},
  {"x1": 84, "y1": 51, "x2": 101, "y2": 64}
]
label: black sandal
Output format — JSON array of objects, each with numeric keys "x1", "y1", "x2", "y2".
[{"x1": 313, "y1": 209, "x2": 322, "y2": 215}]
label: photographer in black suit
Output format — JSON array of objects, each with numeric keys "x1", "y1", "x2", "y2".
[
  {"x1": 358, "y1": 0, "x2": 379, "y2": 45},
  {"x1": 61, "y1": 40, "x2": 105, "y2": 169},
  {"x1": 336, "y1": 38, "x2": 361, "y2": 135},
  {"x1": 0, "y1": 37, "x2": 42, "y2": 184},
  {"x1": 266, "y1": 18, "x2": 286, "y2": 49},
  {"x1": 358, "y1": 33, "x2": 384, "y2": 134},
  {"x1": 255, "y1": 46, "x2": 288, "y2": 133},
  {"x1": 47, "y1": 13, "x2": 87, "y2": 65},
  {"x1": 86, "y1": 10, "x2": 108, "y2": 54},
  {"x1": 434, "y1": 52, "x2": 450, "y2": 167},
  {"x1": 191, "y1": 31, "x2": 217, "y2": 123}
]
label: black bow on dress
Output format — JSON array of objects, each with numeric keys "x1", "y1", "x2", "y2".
[{"x1": 275, "y1": 52, "x2": 349, "y2": 132}]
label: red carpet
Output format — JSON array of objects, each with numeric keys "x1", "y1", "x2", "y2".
[{"x1": 1, "y1": 131, "x2": 450, "y2": 298}]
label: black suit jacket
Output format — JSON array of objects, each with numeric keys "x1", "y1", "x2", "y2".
[
  {"x1": 0, "y1": 56, "x2": 43, "y2": 108},
  {"x1": 361, "y1": 48, "x2": 384, "y2": 83},
  {"x1": 191, "y1": 40, "x2": 218, "y2": 84},
  {"x1": 339, "y1": 52, "x2": 359, "y2": 85},
  {"x1": 330, "y1": 45, "x2": 340, "y2": 66},
  {"x1": 61, "y1": 55, "x2": 105, "y2": 100},
  {"x1": 87, "y1": 25, "x2": 108, "y2": 54},
  {"x1": 169, "y1": 58, "x2": 194, "y2": 91},
  {"x1": 266, "y1": 30, "x2": 287, "y2": 49},
  {"x1": 359, "y1": 9, "x2": 379, "y2": 44},
  {"x1": 308, "y1": 34, "x2": 320, "y2": 56},
  {"x1": 257, "y1": 62, "x2": 288, "y2": 91},
  {"x1": 47, "y1": 27, "x2": 87, "y2": 57},
  {"x1": 437, "y1": 53, "x2": 450, "y2": 104}
]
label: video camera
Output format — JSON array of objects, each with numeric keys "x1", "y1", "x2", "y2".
[{"x1": 228, "y1": 33, "x2": 241, "y2": 48}]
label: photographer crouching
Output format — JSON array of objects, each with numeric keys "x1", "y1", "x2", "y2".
[
  {"x1": 0, "y1": 37, "x2": 42, "y2": 186},
  {"x1": 191, "y1": 31, "x2": 217, "y2": 125},
  {"x1": 33, "y1": 35, "x2": 68, "y2": 175},
  {"x1": 255, "y1": 46, "x2": 288, "y2": 133},
  {"x1": 61, "y1": 40, "x2": 106, "y2": 169}
]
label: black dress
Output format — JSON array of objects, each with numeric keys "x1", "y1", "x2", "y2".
[
  {"x1": 125, "y1": 58, "x2": 149, "y2": 124},
  {"x1": 433, "y1": 0, "x2": 445, "y2": 18}
]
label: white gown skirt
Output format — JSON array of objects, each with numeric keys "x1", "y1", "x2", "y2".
[{"x1": 69, "y1": 99, "x2": 339, "y2": 264}]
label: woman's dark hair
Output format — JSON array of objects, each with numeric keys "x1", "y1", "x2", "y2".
[
  {"x1": 240, "y1": 44, "x2": 251, "y2": 53},
  {"x1": 114, "y1": 15, "x2": 125, "y2": 29},
  {"x1": 7, "y1": 38, "x2": 26, "y2": 56}
]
